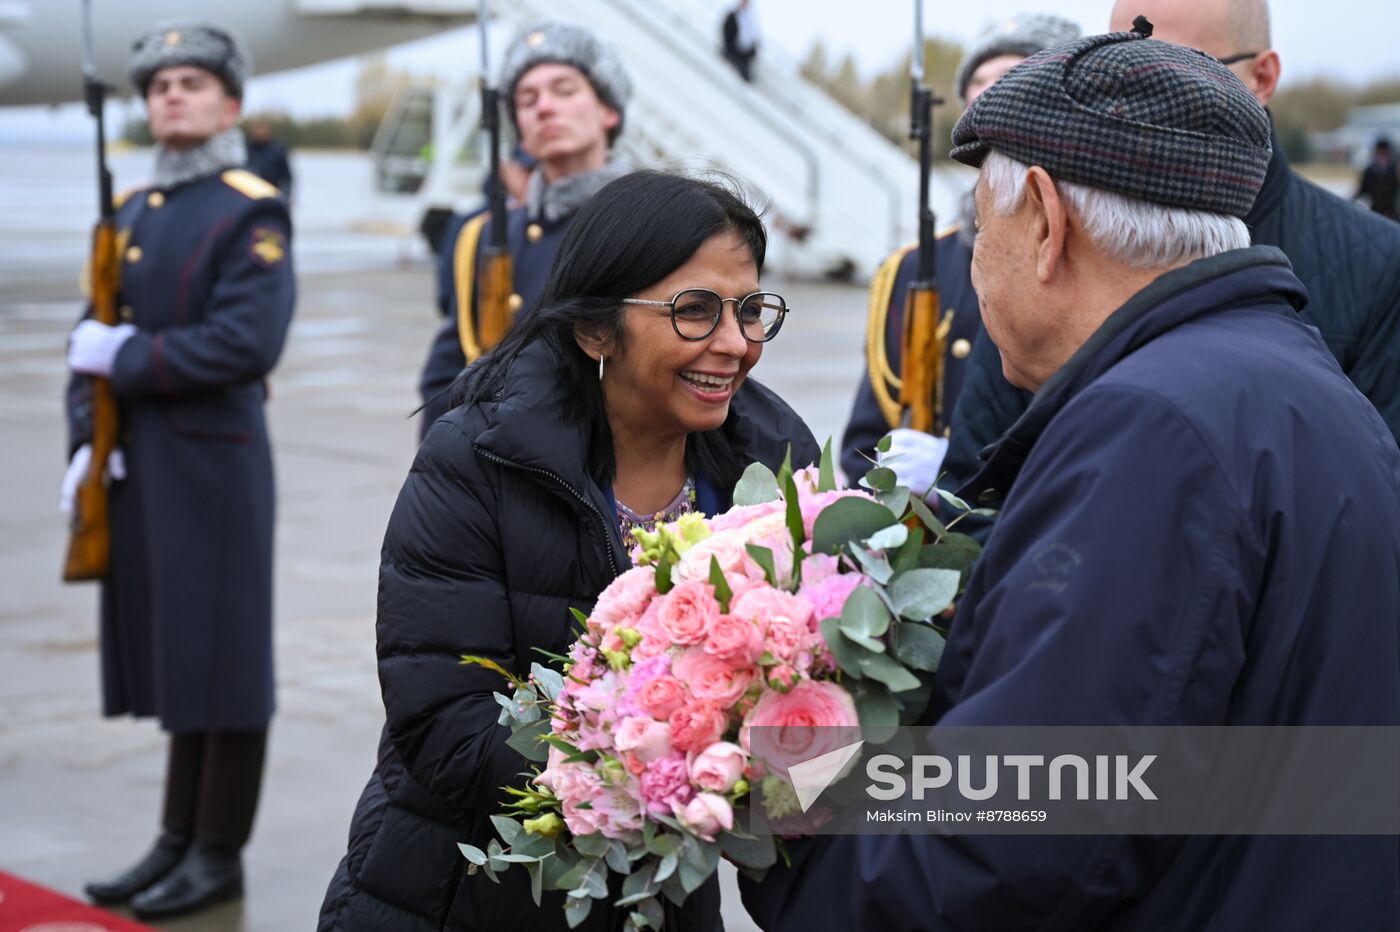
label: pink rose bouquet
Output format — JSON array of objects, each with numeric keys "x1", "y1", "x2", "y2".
[{"x1": 461, "y1": 441, "x2": 985, "y2": 930}]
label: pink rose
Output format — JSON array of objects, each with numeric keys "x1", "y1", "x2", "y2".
[
  {"x1": 674, "y1": 792, "x2": 733, "y2": 841},
  {"x1": 703, "y1": 614, "x2": 765, "y2": 665},
  {"x1": 673, "y1": 648, "x2": 755, "y2": 707},
  {"x1": 675, "y1": 530, "x2": 758, "y2": 584},
  {"x1": 688, "y1": 741, "x2": 747, "y2": 792},
  {"x1": 614, "y1": 716, "x2": 673, "y2": 763},
  {"x1": 639, "y1": 753, "x2": 694, "y2": 816},
  {"x1": 669, "y1": 702, "x2": 727, "y2": 753},
  {"x1": 740, "y1": 680, "x2": 859, "y2": 768},
  {"x1": 656, "y1": 581, "x2": 721, "y2": 646},
  {"x1": 637, "y1": 675, "x2": 688, "y2": 720},
  {"x1": 801, "y1": 553, "x2": 841, "y2": 586},
  {"x1": 631, "y1": 601, "x2": 670, "y2": 659},
  {"x1": 707, "y1": 500, "x2": 785, "y2": 533},
  {"x1": 592, "y1": 567, "x2": 657, "y2": 629},
  {"x1": 732, "y1": 587, "x2": 815, "y2": 661},
  {"x1": 767, "y1": 663, "x2": 799, "y2": 691}
]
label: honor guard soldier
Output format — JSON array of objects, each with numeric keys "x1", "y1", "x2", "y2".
[
  {"x1": 416, "y1": 22, "x2": 634, "y2": 436},
  {"x1": 839, "y1": 14, "x2": 1079, "y2": 486},
  {"x1": 61, "y1": 21, "x2": 294, "y2": 920}
]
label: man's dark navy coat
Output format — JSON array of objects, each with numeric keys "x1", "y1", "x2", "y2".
[{"x1": 740, "y1": 247, "x2": 1400, "y2": 931}]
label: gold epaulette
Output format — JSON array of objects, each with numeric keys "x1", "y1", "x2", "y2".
[
  {"x1": 220, "y1": 168, "x2": 279, "y2": 200},
  {"x1": 454, "y1": 212, "x2": 493, "y2": 363}
]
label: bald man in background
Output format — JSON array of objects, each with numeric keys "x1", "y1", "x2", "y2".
[{"x1": 940, "y1": 0, "x2": 1400, "y2": 501}]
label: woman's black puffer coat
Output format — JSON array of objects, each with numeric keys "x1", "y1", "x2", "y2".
[{"x1": 319, "y1": 341, "x2": 819, "y2": 931}]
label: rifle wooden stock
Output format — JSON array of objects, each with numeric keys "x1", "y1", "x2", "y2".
[
  {"x1": 63, "y1": 218, "x2": 120, "y2": 582},
  {"x1": 477, "y1": 247, "x2": 515, "y2": 352},
  {"x1": 899, "y1": 283, "x2": 944, "y2": 433}
]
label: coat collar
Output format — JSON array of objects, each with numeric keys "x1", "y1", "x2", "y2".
[{"x1": 957, "y1": 245, "x2": 1306, "y2": 507}]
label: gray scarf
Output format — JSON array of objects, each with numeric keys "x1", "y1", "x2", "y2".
[
  {"x1": 525, "y1": 152, "x2": 635, "y2": 224},
  {"x1": 152, "y1": 127, "x2": 247, "y2": 190}
]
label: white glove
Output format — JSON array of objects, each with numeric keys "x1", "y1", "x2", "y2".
[
  {"x1": 68, "y1": 320, "x2": 137, "y2": 378},
  {"x1": 878, "y1": 428, "x2": 949, "y2": 498},
  {"x1": 59, "y1": 444, "x2": 127, "y2": 516}
]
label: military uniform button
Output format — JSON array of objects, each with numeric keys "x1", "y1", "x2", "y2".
[
  {"x1": 125, "y1": 245, "x2": 143, "y2": 264},
  {"x1": 119, "y1": 306, "x2": 135, "y2": 322},
  {"x1": 526, "y1": 223, "x2": 544, "y2": 243},
  {"x1": 952, "y1": 338, "x2": 972, "y2": 359},
  {"x1": 508, "y1": 293, "x2": 524, "y2": 311},
  {"x1": 147, "y1": 191, "x2": 165, "y2": 209}
]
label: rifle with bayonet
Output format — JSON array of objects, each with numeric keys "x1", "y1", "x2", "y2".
[
  {"x1": 64, "y1": 0, "x2": 119, "y2": 582},
  {"x1": 899, "y1": 0, "x2": 951, "y2": 434},
  {"x1": 474, "y1": 0, "x2": 514, "y2": 354}
]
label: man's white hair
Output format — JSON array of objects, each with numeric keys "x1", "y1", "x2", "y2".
[{"x1": 980, "y1": 151, "x2": 1251, "y2": 269}]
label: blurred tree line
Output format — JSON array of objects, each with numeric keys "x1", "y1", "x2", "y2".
[
  {"x1": 800, "y1": 38, "x2": 1400, "y2": 164},
  {"x1": 121, "y1": 54, "x2": 415, "y2": 150}
]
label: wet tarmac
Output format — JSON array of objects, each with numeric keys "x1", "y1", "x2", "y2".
[{"x1": 0, "y1": 146, "x2": 868, "y2": 930}]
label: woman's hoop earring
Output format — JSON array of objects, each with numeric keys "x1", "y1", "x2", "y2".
[{"x1": 598, "y1": 354, "x2": 605, "y2": 381}]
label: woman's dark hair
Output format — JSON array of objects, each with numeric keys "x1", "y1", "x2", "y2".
[{"x1": 456, "y1": 169, "x2": 768, "y2": 489}]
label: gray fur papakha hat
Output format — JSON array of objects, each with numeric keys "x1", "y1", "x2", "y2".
[
  {"x1": 950, "y1": 26, "x2": 1272, "y2": 218},
  {"x1": 499, "y1": 22, "x2": 632, "y2": 134},
  {"x1": 129, "y1": 21, "x2": 250, "y2": 98},
  {"x1": 954, "y1": 13, "x2": 1081, "y2": 102}
]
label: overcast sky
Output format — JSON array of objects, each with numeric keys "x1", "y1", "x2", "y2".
[{"x1": 3, "y1": 0, "x2": 1396, "y2": 140}]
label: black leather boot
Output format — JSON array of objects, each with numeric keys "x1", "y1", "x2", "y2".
[
  {"x1": 129, "y1": 837, "x2": 243, "y2": 920},
  {"x1": 83, "y1": 831, "x2": 188, "y2": 905}
]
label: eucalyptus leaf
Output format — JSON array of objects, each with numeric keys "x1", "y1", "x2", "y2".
[
  {"x1": 654, "y1": 851, "x2": 678, "y2": 884},
  {"x1": 862, "y1": 467, "x2": 898, "y2": 495},
  {"x1": 718, "y1": 831, "x2": 777, "y2": 870},
  {"x1": 817, "y1": 437, "x2": 838, "y2": 492},
  {"x1": 563, "y1": 894, "x2": 593, "y2": 929},
  {"x1": 677, "y1": 838, "x2": 719, "y2": 894},
  {"x1": 530, "y1": 662, "x2": 565, "y2": 701},
  {"x1": 604, "y1": 840, "x2": 631, "y2": 875},
  {"x1": 865, "y1": 523, "x2": 909, "y2": 551},
  {"x1": 491, "y1": 815, "x2": 524, "y2": 848},
  {"x1": 893, "y1": 621, "x2": 946, "y2": 672},
  {"x1": 819, "y1": 616, "x2": 866, "y2": 678},
  {"x1": 891, "y1": 526, "x2": 925, "y2": 573},
  {"x1": 933, "y1": 487, "x2": 974, "y2": 514},
  {"x1": 733, "y1": 461, "x2": 781, "y2": 506},
  {"x1": 572, "y1": 832, "x2": 611, "y2": 858},
  {"x1": 878, "y1": 485, "x2": 911, "y2": 519},
  {"x1": 637, "y1": 897, "x2": 665, "y2": 929},
  {"x1": 875, "y1": 434, "x2": 894, "y2": 454},
  {"x1": 840, "y1": 585, "x2": 892, "y2": 638},
  {"x1": 660, "y1": 872, "x2": 688, "y2": 906},
  {"x1": 458, "y1": 843, "x2": 488, "y2": 865},
  {"x1": 618, "y1": 863, "x2": 658, "y2": 905},
  {"x1": 560, "y1": 857, "x2": 610, "y2": 899},
  {"x1": 851, "y1": 681, "x2": 902, "y2": 729},
  {"x1": 889, "y1": 567, "x2": 961, "y2": 619},
  {"x1": 909, "y1": 495, "x2": 947, "y2": 538},
  {"x1": 505, "y1": 717, "x2": 550, "y2": 762},
  {"x1": 811, "y1": 496, "x2": 901, "y2": 554},
  {"x1": 848, "y1": 544, "x2": 894, "y2": 585},
  {"x1": 528, "y1": 858, "x2": 544, "y2": 906},
  {"x1": 855, "y1": 650, "x2": 923, "y2": 692}
]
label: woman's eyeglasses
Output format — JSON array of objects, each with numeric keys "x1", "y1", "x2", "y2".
[{"x1": 620, "y1": 289, "x2": 789, "y2": 343}]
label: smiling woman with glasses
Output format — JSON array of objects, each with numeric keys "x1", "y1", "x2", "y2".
[{"x1": 322, "y1": 170, "x2": 816, "y2": 932}]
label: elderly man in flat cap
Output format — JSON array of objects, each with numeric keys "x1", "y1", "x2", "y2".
[
  {"x1": 741, "y1": 23, "x2": 1400, "y2": 932},
  {"x1": 943, "y1": 0, "x2": 1400, "y2": 503},
  {"x1": 416, "y1": 21, "x2": 633, "y2": 437},
  {"x1": 62, "y1": 20, "x2": 293, "y2": 922}
]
